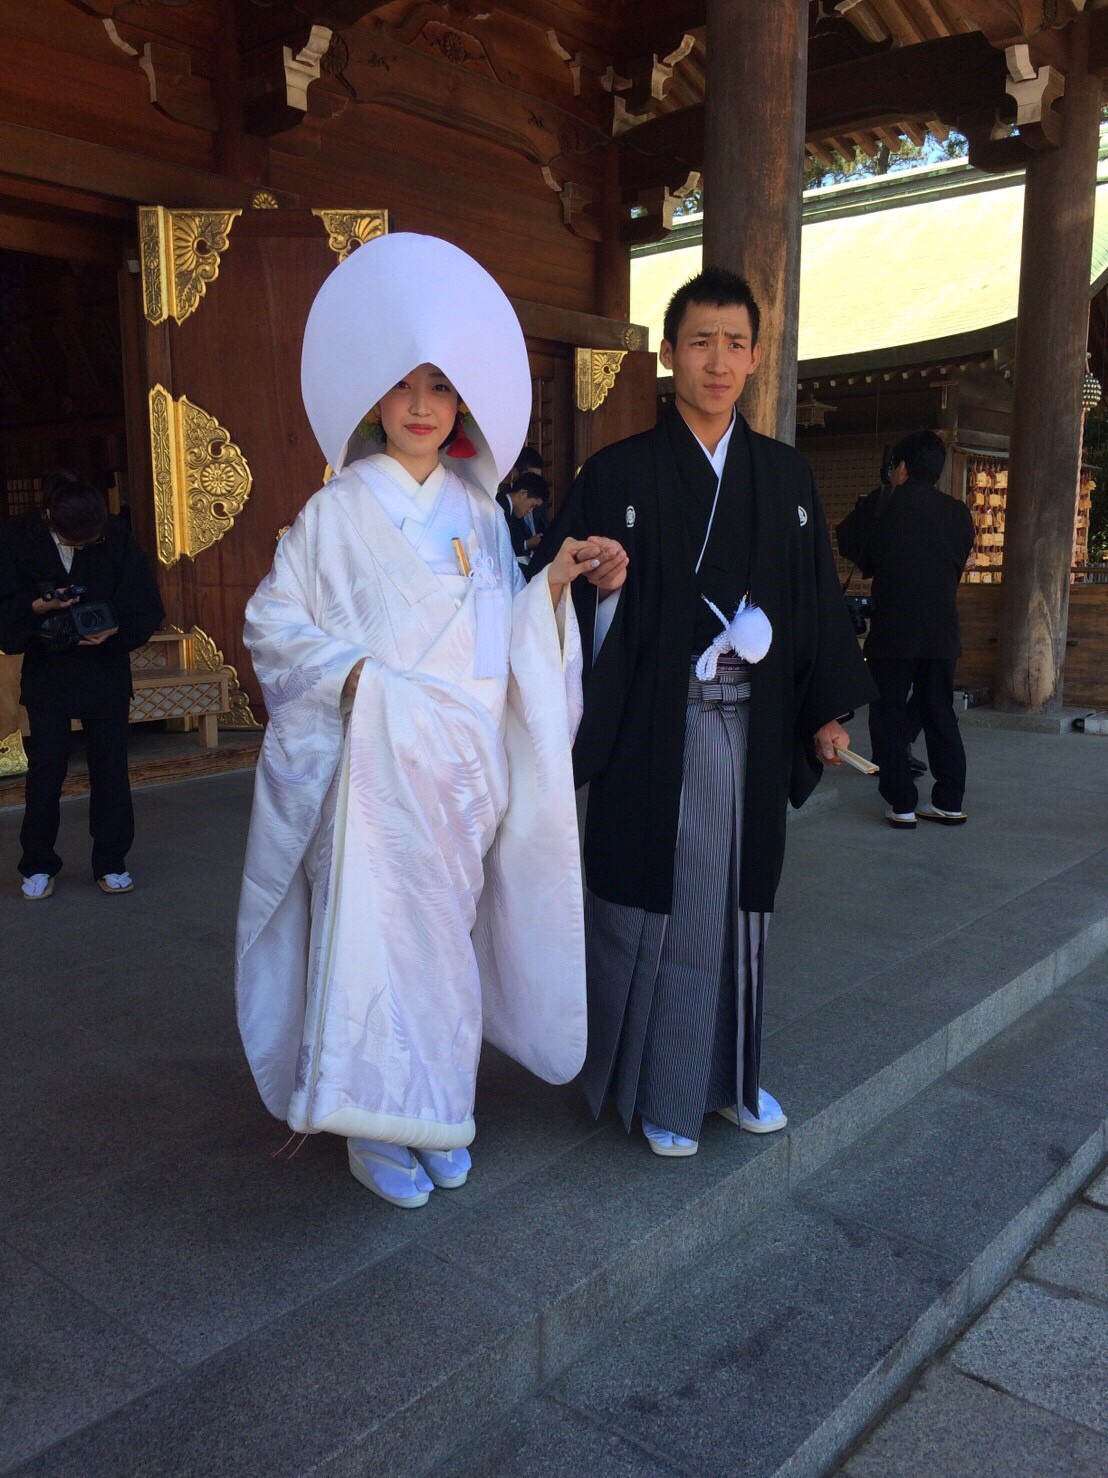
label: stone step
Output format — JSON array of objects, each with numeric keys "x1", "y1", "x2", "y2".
[
  {"x1": 14, "y1": 846, "x2": 1108, "y2": 1477},
  {"x1": 447, "y1": 958, "x2": 1108, "y2": 1478}
]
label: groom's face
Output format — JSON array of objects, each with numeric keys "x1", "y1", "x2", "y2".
[{"x1": 660, "y1": 302, "x2": 761, "y2": 422}]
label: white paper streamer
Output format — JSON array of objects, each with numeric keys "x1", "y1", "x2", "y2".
[{"x1": 694, "y1": 595, "x2": 773, "y2": 681}]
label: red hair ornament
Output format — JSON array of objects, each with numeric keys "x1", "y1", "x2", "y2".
[{"x1": 446, "y1": 407, "x2": 479, "y2": 460}]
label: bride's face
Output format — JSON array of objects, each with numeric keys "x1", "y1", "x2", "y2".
[{"x1": 376, "y1": 363, "x2": 460, "y2": 461}]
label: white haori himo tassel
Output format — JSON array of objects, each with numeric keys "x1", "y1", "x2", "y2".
[
  {"x1": 467, "y1": 540, "x2": 509, "y2": 679},
  {"x1": 694, "y1": 595, "x2": 773, "y2": 681}
]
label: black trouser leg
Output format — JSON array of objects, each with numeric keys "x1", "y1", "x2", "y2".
[
  {"x1": 83, "y1": 704, "x2": 134, "y2": 878},
  {"x1": 906, "y1": 688, "x2": 923, "y2": 748},
  {"x1": 914, "y1": 658, "x2": 966, "y2": 812},
  {"x1": 867, "y1": 658, "x2": 918, "y2": 814},
  {"x1": 19, "y1": 709, "x2": 71, "y2": 878}
]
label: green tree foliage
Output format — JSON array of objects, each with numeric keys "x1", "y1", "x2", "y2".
[{"x1": 803, "y1": 131, "x2": 968, "y2": 189}]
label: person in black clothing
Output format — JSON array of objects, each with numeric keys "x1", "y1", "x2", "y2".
[
  {"x1": 511, "y1": 470, "x2": 551, "y2": 557},
  {"x1": 0, "y1": 471, "x2": 165, "y2": 897},
  {"x1": 495, "y1": 444, "x2": 544, "y2": 510},
  {"x1": 531, "y1": 266, "x2": 874, "y2": 1156},
  {"x1": 496, "y1": 472, "x2": 548, "y2": 560},
  {"x1": 836, "y1": 429, "x2": 975, "y2": 829}
]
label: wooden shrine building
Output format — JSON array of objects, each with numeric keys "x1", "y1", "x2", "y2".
[
  {"x1": 3, "y1": 0, "x2": 1108, "y2": 773},
  {"x1": 633, "y1": 154, "x2": 1108, "y2": 572},
  {"x1": 633, "y1": 151, "x2": 1108, "y2": 709}
]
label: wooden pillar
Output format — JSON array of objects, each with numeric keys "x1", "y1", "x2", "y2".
[
  {"x1": 703, "y1": 0, "x2": 808, "y2": 442},
  {"x1": 212, "y1": 0, "x2": 268, "y2": 184},
  {"x1": 596, "y1": 143, "x2": 631, "y2": 322},
  {"x1": 995, "y1": 25, "x2": 1101, "y2": 712}
]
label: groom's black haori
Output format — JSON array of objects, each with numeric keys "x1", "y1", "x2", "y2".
[{"x1": 535, "y1": 395, "x2": 874, "y2": 1136}]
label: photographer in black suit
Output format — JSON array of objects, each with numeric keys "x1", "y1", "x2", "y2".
[
  {"x1": 836, "y1": 429, "x2": 975, "y2": 829},
  {"x1": 0, "y1": 471, "x2": 164, "y2": 897}
]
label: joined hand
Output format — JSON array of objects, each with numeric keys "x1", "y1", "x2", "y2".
[{"x1": 580, "y1": 536, "x2": 628, "y2": 595}]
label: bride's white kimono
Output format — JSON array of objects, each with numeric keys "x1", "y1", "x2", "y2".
[{"x1": 235, "y1": 456, "x2": 587, "y2": 1150}]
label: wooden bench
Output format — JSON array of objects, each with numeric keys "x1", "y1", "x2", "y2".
[
  {"x1": 1, "y1": 631, "x2": 232, "y2": 757},
  {"x1": 126, "y1": 631, "x2": 231, "y2": 749}
]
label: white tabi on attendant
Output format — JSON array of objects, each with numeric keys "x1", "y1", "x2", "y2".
[{"x1": 234, "y1": 233, "x2": 588, "y2": 1155}]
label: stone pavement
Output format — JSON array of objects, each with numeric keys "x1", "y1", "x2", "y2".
[
  {"x1": 2, "y1": 716, "x2": 1108, "y2": 1474},
  {"x1": 443, "y1": 949, "x2": 1108, "y2": 1477},
  {"x1": 841, "y1": 1164, "x2": 1108, "y2": 1476}
]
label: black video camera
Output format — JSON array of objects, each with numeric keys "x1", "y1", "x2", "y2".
[
  {"x1": 37, "y1": 584, "x2": 118, "y2": 652},
  {"x1": 879, "y1": 443, "x2": 896, "y2": 490},
  {"x1": 844, "y1": 593, "x2": 873, "y2": 637}
]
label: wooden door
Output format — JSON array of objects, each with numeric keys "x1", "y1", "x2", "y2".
[
  {"x1": 574, "y1": 348, "x2": 658, "y2": 471},
  {"x1": 137, "y1": 205, "x2": 387, "y2": 718},
  {"x1": 525, "y1": 341, "x2": 574, "y2": 513}
]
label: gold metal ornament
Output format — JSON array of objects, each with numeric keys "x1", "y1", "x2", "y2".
[
  {"x1": 139, "y1": 206, "x2": 242, "y2": 325},
  {"x1": 575, "y1": 348, "x2": 627, "y2": 412},
  {"x1": 311, "y1": 209, "x2": 389, "y2": 262},
  {"x1": 187, "y1": 626, "x2": 262, "y2": 730},
  {"x1": 252, "y1": 190, "x2": 280, "y2": 209},
  {"x1": 0, "y1": 730, "x2": 28, "y2": 778},
  {"x1": 149, "y1": 384, "x2": 253, "y2": 566}
]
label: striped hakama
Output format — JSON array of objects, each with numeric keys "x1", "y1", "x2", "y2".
[{"x1": 580, "y1": 658, "x2": 768, "y2": 1141}]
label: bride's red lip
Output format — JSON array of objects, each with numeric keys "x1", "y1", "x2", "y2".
[{"x1": 404, "y1": 424, "x2": 436, "y2": 434}]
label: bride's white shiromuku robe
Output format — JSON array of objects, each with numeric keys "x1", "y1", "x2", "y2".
[{"x1": 235, "y1": 456, "x2": 587, "y2": 1150}]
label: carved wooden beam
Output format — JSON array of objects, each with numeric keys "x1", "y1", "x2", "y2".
[
  {"x1": 806, "y1": 139, "x2": 837, "y2": 168},
  {"x1": 618, "y1": 104, "x2": 703, "y2": 195},
  {"x1": 138, "y1": 43, "x2": 219, "y2": 133},
  {"x1": 952, "y1": 0, "x2": 1086, "y2": 47},
  {"x1": 957, "y1": 103, "x2": 1026, "y2": 172},
  {"x1": 618, "y1": 31, "x2": 1010, "y2": 194},
  {"x1": 262, "y1": 82, "x2": 350, "y2": 154},
  {"x1": 546, "y1": 29, "x2": 634, "y2": 104},
  {"x1": 541, "y1": 170, "x2": 601, "y2": 240},
  {"x1": 241, "y1": 24, "x2": 343, "y2": 137},
  {"x1": 509, "y1": 297, "x2": 649, "y2": 352},
  {"x1": 339, "y1": 25, "x2": 609, "y2": 178},
  {"x1": 1004, "y1": 41, "x2": 1065, "y2": 149},
  {"x1": 0, "y1": 119, "x2": 300, "y2": 209},
  {"x1": 615, "y1": 33, "x2": 698, "y2": 115},
  {"x1": 952, "y1": 0, "x2": 1087, "y2": 71},
  {"x1": 807, "y1": 31, "x2": 1009, "y2": 136},
  {"x1": 849, "y1": 129, "x2": 882, "y2": 158},
  {"x1": 620, "y1": 172, "x2": 701, "y2": 244},
  {"x1": 546, "y1": 30, "x2": 586, "y2": 96},
  {"x1": 1087, "y1": 5, "x2": 1108, "y2": 75},
  {"x1": 834, "y1": 1, "x2": 892, "y2": 45},
  {"x1": 473, "y1": 0, "x2": 706, "y2": 61},
  {"x1": 389, "y1": 3, "x2": 518, "y2": 86}
]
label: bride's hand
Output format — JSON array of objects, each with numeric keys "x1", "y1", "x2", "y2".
[{"x1": 546, "y1": 537, "x2": 600, "y2": 605}]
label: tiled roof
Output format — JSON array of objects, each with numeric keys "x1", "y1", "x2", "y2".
[{"x1": 630, "y1": 158, "x2": 1108, "y2": 372}]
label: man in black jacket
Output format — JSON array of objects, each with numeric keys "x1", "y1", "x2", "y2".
[
  {"x1": 836, "y1": 429, "x2": 975, "y2": 829},
  {"x1": 0, "y1": 471, "x2": 164, "y2": 897},
  {"x1": 495, "y1": 473, "x2": 548, "y2": 561},
  {"x1": 533, "y1": 268, "x2": 874, "y2": 1157}
]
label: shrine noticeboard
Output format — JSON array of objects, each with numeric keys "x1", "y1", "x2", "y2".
[{"x1": 136, "y1": 204, "x2": 388, "y2": 719}]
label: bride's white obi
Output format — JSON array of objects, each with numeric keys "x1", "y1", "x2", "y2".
[{"x1": 235, "y1": 456, "x2": 586, "y2": 1149}]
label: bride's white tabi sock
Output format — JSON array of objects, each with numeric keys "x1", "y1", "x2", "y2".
[{"x1": 347, "y1": 1138, "x2": 435, "y2": 1207}]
